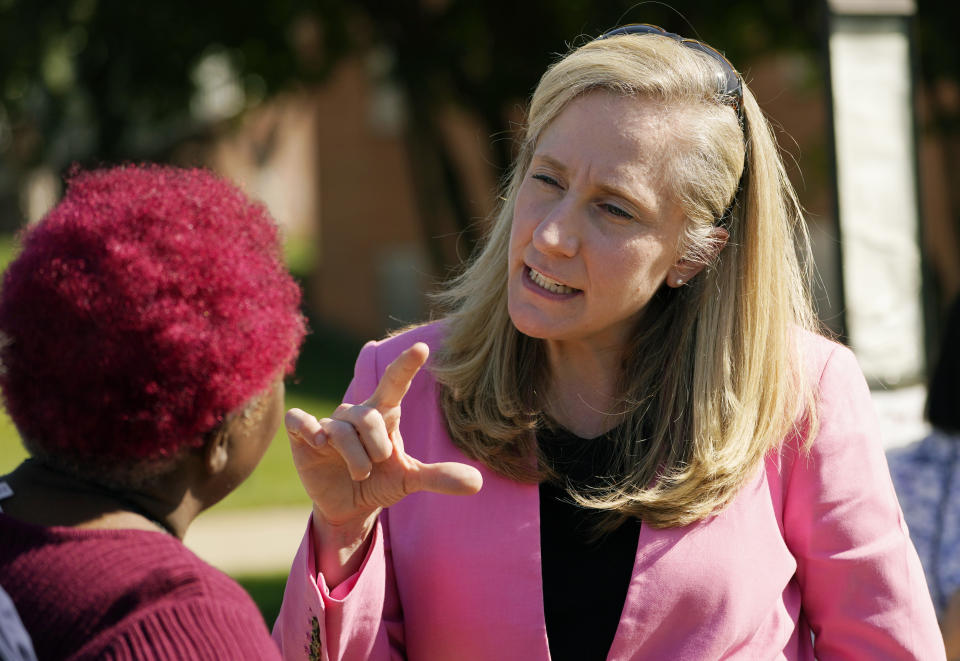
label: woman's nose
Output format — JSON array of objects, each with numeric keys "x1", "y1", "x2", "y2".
[{"x1": 532, "y1": 201, "x2": 579, "y2": 258}]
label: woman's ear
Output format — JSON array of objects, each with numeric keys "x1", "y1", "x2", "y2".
[
  {"x1": 667, "y1": 227, "x2": 729, "y2": 288},
  {"x1": 202, "y1": 426, "x2": 230, "y2": 476}
]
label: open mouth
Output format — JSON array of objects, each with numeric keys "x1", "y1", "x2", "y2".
[{"x1": 527, "y1": 266, "x2": 580, "y2": 294}]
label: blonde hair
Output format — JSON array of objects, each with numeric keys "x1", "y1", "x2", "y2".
[{"x1": 431, "y1": 32, "x2": 820, "y2": 529}]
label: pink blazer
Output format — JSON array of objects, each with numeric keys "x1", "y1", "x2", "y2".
[{"x1": 273, "y1": 323, "x2": 945, "y2": 660}]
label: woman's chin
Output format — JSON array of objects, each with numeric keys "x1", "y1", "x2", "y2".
[{"x1": 508, "y1": 310, "x2": 561, "y2": 341}]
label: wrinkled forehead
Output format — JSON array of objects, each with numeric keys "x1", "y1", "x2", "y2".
[{"x1": 535, "y1": 90, "x2": 698, "y2": 191}]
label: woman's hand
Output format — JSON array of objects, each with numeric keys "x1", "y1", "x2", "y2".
[{"x1": 285, "y1": 342, "x2": 482, "y2": 585}]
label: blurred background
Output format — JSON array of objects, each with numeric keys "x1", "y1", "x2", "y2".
[{"x1": 1, "y1": 0, "x2": 958, "y2": 624}]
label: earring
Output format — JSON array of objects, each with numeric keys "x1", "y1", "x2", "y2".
[{"x1": 675, "y1": 278, "x2": 684, "y2": 286}]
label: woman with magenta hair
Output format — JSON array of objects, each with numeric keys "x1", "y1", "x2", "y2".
[
  {"x1": 0, "y1": 164, "x2": 305, "y2": 660},
  {"x1": 274, "y1": 24, "x2": 944, "y2": 661}
]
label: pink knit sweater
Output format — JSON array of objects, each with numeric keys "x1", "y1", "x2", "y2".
[{"x1": 0, "y1": 513, "x2": 281, "y2": 660}]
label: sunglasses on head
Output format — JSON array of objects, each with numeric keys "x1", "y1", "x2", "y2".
[{"x1": 598, "y1": 24, "x2": 744, "y2": 127}]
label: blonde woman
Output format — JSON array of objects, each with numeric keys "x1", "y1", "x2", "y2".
[{"x1": 274, "y1": 25, "x2": 944, "y2": 660}]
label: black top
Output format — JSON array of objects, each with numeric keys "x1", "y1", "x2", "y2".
[{"x1": 538, "y1": 425, "x2": 641, "y2": 661}]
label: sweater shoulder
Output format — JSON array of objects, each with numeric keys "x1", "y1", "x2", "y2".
[
  {"x1": 75, "y1": 589, "x2": 279, "y2": 660},
  {"x1": 0, "y1": 518, "x2": 268, "y2": 659}
]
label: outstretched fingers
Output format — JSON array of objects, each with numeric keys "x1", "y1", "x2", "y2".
[
  {"x1": 286, "y1": 343, "x2": 482, "y2": 504},
  {"x1": 366, "y1": 342, "x2": 429, "y2": 412},
  {"x1": 286, "y1": 406, "x2": 387, "y2": 481},
  {"x1": 320, "y1": 417, "x2": 376, "y2": 480}
]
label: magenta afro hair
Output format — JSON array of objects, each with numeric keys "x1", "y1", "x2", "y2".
[{"x1": 0, "y1": 164, "x2": 306, "y2": 465}]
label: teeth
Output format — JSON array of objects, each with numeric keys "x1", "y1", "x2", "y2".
[{"x1": 528, "y1": 267, "x2": 577, "y2": 294}]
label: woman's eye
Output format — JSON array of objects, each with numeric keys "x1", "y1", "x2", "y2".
[
  {"x1": 601, "y1": 203, "x2": 633, "y2": 220},
  {"x1": 532, "y1": 173, "x2": 560, "y2": 187}
]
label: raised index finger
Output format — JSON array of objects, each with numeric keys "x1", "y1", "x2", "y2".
[{"x1": 364, "y1": 342, "x2": 429, "y2": 412}]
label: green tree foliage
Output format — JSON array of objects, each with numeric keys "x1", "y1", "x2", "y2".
[
  {"x1": 0, "y1": 0, "x2": 347, "y2": 170},
  {"x1": 0, "y1": 1, "x2": 825, "y2": 165},
  {"x1": 0, "y1": 0, "x2": 825, "y2": 242}
]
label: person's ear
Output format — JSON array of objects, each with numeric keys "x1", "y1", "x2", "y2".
[
  {"x1": 202, "y1": 425, "x2": 231, "y2": 476},
  {"x1": 666, "y1": 227, "x2": 729, "y2": 288}
]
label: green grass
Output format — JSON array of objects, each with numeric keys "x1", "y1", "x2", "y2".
[
  {"x1": 0, "y1": 231, "x2": 28, "y2": 469},
  {"x1": 0, "y1": 233, "x2": 33, "y2": 471},
  {"x1": 0, "y1": 233, "x2": 20, "y2": 271},
  {"x1": 235, "y1": 572, "x2": 290, "y2": 629},
  {"x1": 283, "y1": 235, "x2": 315, "y2": 281},
  {"x1": 0, "y1": 412, "x2": 27, "y2": 472}
]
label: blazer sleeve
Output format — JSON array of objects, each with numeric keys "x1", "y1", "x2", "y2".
[
  {"x1": 782, "y1": 343, "x2": 946, "y2": 660},
  {"x1": 273, "y1": 340, "x2": 405, "y2": 661}
]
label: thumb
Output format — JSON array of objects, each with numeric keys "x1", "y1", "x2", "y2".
[{"x1": 408, "y1": 460, "x2": 483, "y2": 497}]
